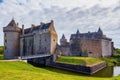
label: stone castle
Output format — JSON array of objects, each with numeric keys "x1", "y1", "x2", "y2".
[
  {"x1": 3, "y1": 19, "x2": 58, "y2": 59},
  {"x1": 3, "y1": 19, "x2": 114, "y2": 59},
  {"x1": 58, "y1": 28, "x2": 114, "y2": 57}
]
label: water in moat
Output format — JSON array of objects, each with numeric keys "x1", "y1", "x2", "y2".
[
  {"x1": 91, "y1": 66, "x2": 120, "y2": 77},
  {"x1": 28, "y1": 61, "x2": 120, "y2": 77}
]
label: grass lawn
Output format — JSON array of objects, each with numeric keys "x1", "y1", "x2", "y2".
[
  {"x1": 56, "y1": 56, "x2": 104, "y2": 66},
  {"x1": 0, "y1": 61, "x2": 120, "y2": 80}
]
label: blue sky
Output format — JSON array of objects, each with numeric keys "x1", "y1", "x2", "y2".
[
  {"x1": 0, "y1": 0, "x2": 120, "y2": 48},
  {"x1": 0, "y1": 0, "x2": 2, "y2": 3}
]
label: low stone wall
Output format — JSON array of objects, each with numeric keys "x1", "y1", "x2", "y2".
[
  {"x1": 48, "y1": 61, "x2": 106, "y2": 74},
  {"x1": 27, "y1": 55, "x2": 106, "y2": 74}
]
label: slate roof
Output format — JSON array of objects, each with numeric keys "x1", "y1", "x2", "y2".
[
  {"x1": 70, "y1": 31, "x2": 111, "y2": 40},
  {"x1": 7, "y1": 19, "x2": 16, "y2": 27},
  {"x1": 24, "y1": 22, "x2": 51, "y2": 34},
  {"x1": 6, "y1": 19, "x2": 20, "y2": 28},
  {"x1": 62, "y1": 34, "x2": 65, "y2": 39}
]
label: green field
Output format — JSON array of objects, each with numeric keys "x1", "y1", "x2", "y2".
[
  {"x1": 0, "y1": 47, "x2": 120, "y2": 80},
  {"x1": 56, "y1": 56, "x2": 104, "y2": 66},
  {"x1": 0, "y1": 60, "x2": 120, "y2": 80}
]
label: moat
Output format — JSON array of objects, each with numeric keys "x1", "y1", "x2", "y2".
[
  {"x1": 29, "y1": 61, "x2": 120, "y2": 77},
  {"x1": 92, "y1": 66, "x2": 120, "y2": 77}
]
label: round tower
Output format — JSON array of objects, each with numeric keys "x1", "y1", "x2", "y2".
[{"x1": 3, "y1": 19, "x2": 21, "y2": 59}]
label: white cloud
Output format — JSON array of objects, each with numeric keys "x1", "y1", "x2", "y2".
[{"x1": 0, "y1": 0, "x2": 120, "y2": 48}]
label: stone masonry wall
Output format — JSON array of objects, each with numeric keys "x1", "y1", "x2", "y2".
[
  {"x1": 4, "y1": 32, "x2": 20, "y2": 59},
  {"x1": 101, "y1": 39, "x2": 112, "y2": 57},
  {"x1": 80, "y1": 38, "x2": 102, "y2": 58},
  {"x1": 60, "y1": 46, "x2": 71, "y2": 56}
]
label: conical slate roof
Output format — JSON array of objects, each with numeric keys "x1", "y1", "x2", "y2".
[
  {"x1": 7, "y1": 19, "x2": 17, "y2": 27},
  {"x1": 76, "y1": 29, "x2": 80, "y2": 34},
  {"x1": 98, "y1": 27, "x2": 102, "y2": 32},
  {"x1": 62, "y1": 34, "x2": 65, "y2": 39}
]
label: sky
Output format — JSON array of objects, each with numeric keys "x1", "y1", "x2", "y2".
[{"x1": 0, "y1": 0, "x2": 120, "y2": 48}]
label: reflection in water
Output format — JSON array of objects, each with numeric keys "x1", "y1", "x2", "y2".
[
  {"x1": 92, "y1": 66, "x2": 113, "y2": 77},
  {"x1": 113, "y1": 66, "x2": 120, "y2": 76},
  {"x1": 92, "y1": 66, "x2": 120, "y2": 77},
  {"x1": 28, "y1": 61, "x2": 120, "y2": 78}
]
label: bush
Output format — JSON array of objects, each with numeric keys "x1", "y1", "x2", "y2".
[
  {"x1": 115, "y1": 48, "x2": 120, "y2": 54},
  {"x1": 0, "y1": 46, "x2": 4, "y2": 55}
]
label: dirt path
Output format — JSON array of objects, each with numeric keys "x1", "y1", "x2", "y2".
[{"x1": 0, "y1": 59, "x2": 27, "y2": 62}]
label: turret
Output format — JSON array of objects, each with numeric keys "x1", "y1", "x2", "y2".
[
  {"x1": 76, "y1": 29, "x2": 80, "y2": 38},
  {"x1": 60, "y1": 34, "x2": 67, "y2": 46},
  {"x1": 3, "y1": 19, "x2": 21, "y2": 59},
  {"x1": 76, "y1": 29, "x2": 80, "y2": 34},
  {"x1": 98, "y1": 27, "x2": 103, "y2": 35}
]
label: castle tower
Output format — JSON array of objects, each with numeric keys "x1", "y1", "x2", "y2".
[
  {"x1": 60, "y1": 34, "x2": 67, "y2": 46},
  {"x1": 3, "y1": 19, "x2": 21, "y2": 59},
  {"x1": 76, "y1": 29, "x2": 80, "y2": 34},
  {"x1": 97, "y1": 27, "x2": 103, "y2": 38},
  {"x1": 98, "y1": 27, "x2": 103, "y2": 35},
  {"x1": 76, "y1": 29, "x2": 80, "y2": 38}
]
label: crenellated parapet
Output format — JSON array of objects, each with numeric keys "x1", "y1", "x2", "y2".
[
  {"x1": 3, "y1": 27, "x2": 21, "y2": 33},
  {"x1": 3, "y1": 19, "x2": 21, "y2": 33}
]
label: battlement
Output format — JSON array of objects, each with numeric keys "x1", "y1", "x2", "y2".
[
  {"x1": 3, "y1": 19, "x2": 21, "y2": 33},
  {"x1": 3, "y1": 27, "x2": 21, "y2": 32}
]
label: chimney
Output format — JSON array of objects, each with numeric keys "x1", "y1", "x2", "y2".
[
  {"x1": 17, "y1": 22, "x2": 19, "y2": 26},
  {"x1": 22, "y1": 24, "x2": 24, "y2": 35},
  {"x1": 40, "y1": 22, "x2": 45, "y2": 27},
  {"x1": 51, "y1": 20, "x2": 54, "y2": 23},
  {"x1": 31, "y1": 24, "x2": 35, "y2": 28}
]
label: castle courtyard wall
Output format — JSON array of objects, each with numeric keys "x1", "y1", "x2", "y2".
[
  {"x1": 80, "y1": 38, "x2": 102, "y2": 58},
  {"x1": 60, "y1": 46, "x2": 71, "y2": 56}
]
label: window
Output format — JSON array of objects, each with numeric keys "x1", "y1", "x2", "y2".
[
  {"x1": 5, "y1": 46, "x2": 6, "y2": 50},
  {"x1": 5, "y1": 33, "x2": 6, "y2": 37},
  {"x1": 5, "y1": 39, "x2": 7, "y2": 43},
  {"x1": 89, "y1": 52, "x2": 92, "y2": 54},
  {"x1": 45, "y1": 47, "x2": 47, "y2": 51},
  {"x1": 45, "y1": 38, "x2": 46, "y2": 41},
  {"x1": 53, "y1": 39, "x2": 55, "y2": 42}
]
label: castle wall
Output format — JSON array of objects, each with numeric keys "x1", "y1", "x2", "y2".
[
  {"x1": 80, "y1": 39, "x2": 102, "y2": 58},
  {"x1": 20, "y1": 34, "x2": 34, "y2": 56},
  {"x1": 20, "y1": 27, "x2": 58, "y2": 57},
  {"x1": 101, "y1": 39, "x2": 112, "y2": 57},
  {"x1": 70, "y1": 39, "x2": 82, "y2": 56},
  {"x1": 33, "y1": 30, "x2": 40, "y2": 55},
  {"x1": 60, "y1": 46, "x2": 71, "y2": 56},
  {"x1": 38, "y1": 31, "x2": 51, "y2": 54},
  {"x1": 4, "y1": 32, "x2": 20, "y2": 59},
  {"x1": 50, "y1": 32, "x2": 58, "y2": 54}
]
